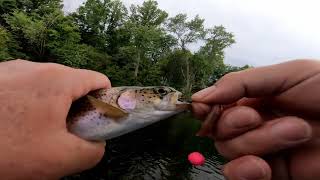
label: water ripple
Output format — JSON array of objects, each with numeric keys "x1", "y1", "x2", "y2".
[{"x1": 63, "y1": 115, "x2": 226, "y2": 180}]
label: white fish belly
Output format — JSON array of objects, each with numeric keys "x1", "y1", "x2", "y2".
[{"x1": 69, "y1": 110, "x2": 181, "y2": 141}]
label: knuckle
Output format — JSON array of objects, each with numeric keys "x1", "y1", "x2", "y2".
[
  {"x1": 42, "y1": 62, "x2": 66, "y2": 70},
  {"x1": 224, "y1": 72, "x2": 240, "y2": 80},
  {"x1": 36, "y1": 63, "x2": 69, "y2": 75},
  {"x1": 13, "y1": 59, "x2": 29, "y2": 63},
  {"x1": 218, "y1": 72, "x2": 241, "y2": 85},
  {"x1": 292, "y1": 59, "x2": 318, "y2": 65},
  {"x1": 8, "y1": 59, "x2": 34, "y2": 66},
  {"x1": 289, "y1": 59, "x2": 320, "y2": 71}
]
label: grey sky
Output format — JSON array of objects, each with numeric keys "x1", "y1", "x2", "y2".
[{"x1": 63, "y1": 0, "x2": 320, "y2": 67}]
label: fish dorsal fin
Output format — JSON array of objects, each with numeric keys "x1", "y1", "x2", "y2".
[{"x1": 87, "y1": 95, "x2": 128, "y2": 120}]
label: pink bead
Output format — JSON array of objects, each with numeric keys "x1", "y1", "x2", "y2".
[{"x1": 188, "y1": 152, "x2": 205, "y2": 166}]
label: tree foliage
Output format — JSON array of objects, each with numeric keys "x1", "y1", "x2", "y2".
[
  {"x1": 0, "y1": 0, "x2": 249, "y2": 94},
  {"x1": 0, "y1": 26, "x2": 12, "y2": 60},
  {"x1": 72, "y1": 0, "x2": 127, "y2": 51},
  {"x1": 166, "y1": 13, "x2": 205, "y2": 50}
]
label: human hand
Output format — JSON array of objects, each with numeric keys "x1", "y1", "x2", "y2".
[
  {"x1": 0, "y1": 60, "x2": 110, "y2": 180},
  {"x1": 192, "y1": 60, "x2": 320, "y2": 180}
]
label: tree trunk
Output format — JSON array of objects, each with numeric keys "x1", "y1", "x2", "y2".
[
  {"x1": 134, "y1": 50, "x2": 141, "y2": 78},
  {"x1": 180, "y1": 41, "x2": 193, "y2": 96},
  {"x1": 185, "y1": 56, "x2": 190, "y2": 92},
  {"x1": 183, "y1": 53, "x2": 192, "y2": 96},
  {"x1": 181, "y1": 40, "x2": 186, "y2": 51}
]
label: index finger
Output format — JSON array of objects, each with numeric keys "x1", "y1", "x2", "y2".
[
  {"x1": 192, "y1": 60, "x2": 320, "y2": 104},
  {"x1": 191, "y1": 102, "x2": 211, "y2": 120}
]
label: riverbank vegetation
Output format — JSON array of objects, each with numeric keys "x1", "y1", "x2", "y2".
[{"x1": 0, "y1": 0, "x2": 249, "y2": 95}]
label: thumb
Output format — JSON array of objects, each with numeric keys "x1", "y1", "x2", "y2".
[
  {"x1": 52, "y1": 133, "x2": 106, "y2": 177},
  {"x1": 192, "y1": 60, "x2": 320, "y2": 104}
]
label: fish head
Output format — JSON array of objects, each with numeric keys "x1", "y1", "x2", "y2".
[{"x1": 117, "y1": 86, "x2": 189, "y2": 113}]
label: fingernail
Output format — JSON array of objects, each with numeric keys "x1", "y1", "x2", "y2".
[
  {"x1": 272, "y1": 120, "x2": 312, "y2": 144},
  {"x1": 236, "y1": 158, "x2": 267, "y2": 180},
  {"x1": 192, "y1": 85, "x2": 216, "y2": 100}
]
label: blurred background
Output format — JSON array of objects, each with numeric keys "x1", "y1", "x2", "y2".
[{"x1": 65, "y1": 0, "x2": 320, "y2": 67}]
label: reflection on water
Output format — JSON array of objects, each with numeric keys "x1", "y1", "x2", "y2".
[{"x1": 63, "y1": 113, "x2": 226, "y2": 180}]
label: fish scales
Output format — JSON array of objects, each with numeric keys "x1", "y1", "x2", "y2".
[{"x1": 67, "y1": 86, "x2": 190, "y2": 141}]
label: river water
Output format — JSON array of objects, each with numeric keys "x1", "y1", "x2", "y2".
[{"x1": 63, "y1": 113, "x2": 226, "y2": 180}]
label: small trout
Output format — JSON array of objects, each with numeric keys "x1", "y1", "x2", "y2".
[{"x1": 67, "y1": 86, "x2": 190, "y2": 141}]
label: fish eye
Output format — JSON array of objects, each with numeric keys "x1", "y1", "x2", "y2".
[{"x1": 157, "y1": 88, "x2": 166, "y2": 94}]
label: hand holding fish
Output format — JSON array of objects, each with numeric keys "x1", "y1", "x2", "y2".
[
  {"x1": 0, "y1": 60, "x2": 110, "y2": 179},
  {"x1": 192, "y1": 59, "x2": 320, "y2": 180}
]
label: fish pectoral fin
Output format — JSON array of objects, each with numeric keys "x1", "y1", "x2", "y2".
[{"x1": 87, "y1": 95, "x2": 128, "y2": 120}]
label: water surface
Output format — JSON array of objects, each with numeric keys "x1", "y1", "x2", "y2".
[{"x1": 63, "y1": 113, "x2": 226, "y2": 180}]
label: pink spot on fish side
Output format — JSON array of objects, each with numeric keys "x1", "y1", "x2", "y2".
[
  {"x1": 118, "y1": 94, "x2": 136, "y2": 110},
  {"x1": 188, "y1": 152, "x2": 205, "y2": 166}
]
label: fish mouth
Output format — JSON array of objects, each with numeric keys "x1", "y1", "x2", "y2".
[
  {"x1": 175, "y1": 93, "x2": 191, "y2": 111},
  {"x1": 178, "y1": 97, "x2": 192, "y2": 103},
  {"x1": 175, "y1": 101, "x2": 191, "y2": 111},
  {"x1": 155, "y1": 92, "x2": 191, "y2": 111}
]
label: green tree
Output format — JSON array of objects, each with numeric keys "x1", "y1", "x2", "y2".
[
  {"x1": 166, "y1": 13, "x2": 205, "y2": 50},
  {"x1": 5, "y1": 6, "x2": 80, "y2": 61},
  {"x1": 73, "y1": 0, "x2": 127, "y2": 51},
  {"x1": 53, "y1": 43, "x2": 111, "y2": 70},
  {"x1": 195, "y1": 25, "x2": 236, "y2": 88},
  {"x1": 200, "y1": 26, "x2": 235, "y2": 61},
  {"x1": 0, "y1": 25, "x2": 25, "y2": 60},
  {"x1": 128, "y1": 0, "x2": 169, "y2": 77},
  {"x1": 109, "y1": 0, "x2": 173, "y2": 85},
  {"x1": 0, "y1": 26, "x2": 11, "y2": 60},
  {"x1": 16, "y1": 0, "x2": 62, "y2": 14},
  {"x1": 129, "y1": 0, "x2": 168, "y2": 27},
  {"x1": 0, "y1": 0, "x2": 16, "y2": 25},
  {"x1": 161, "y1": 50, "x2": 192, "y2": 89},
  {"x1": 164, "y1": 16, "x2": 237, "y2": 95},
  {"x1": 165, "y1": 13, "x2": 206, "y2": 94}
]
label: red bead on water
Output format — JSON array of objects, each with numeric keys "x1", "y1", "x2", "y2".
[{"x1": 188, "y1": 152, "x2": 205, "y2": 166}]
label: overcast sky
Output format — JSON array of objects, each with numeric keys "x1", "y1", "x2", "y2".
[{"x1": 63, "y1": 0, "x2": 320, "y2": 67}]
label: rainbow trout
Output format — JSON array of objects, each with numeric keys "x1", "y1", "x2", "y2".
[{"x1": 67, "y1": 86, "x2": 191, "y2": 141}]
